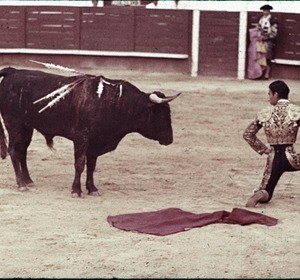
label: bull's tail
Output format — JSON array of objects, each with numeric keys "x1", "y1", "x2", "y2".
[
  {"x1": 0, "y1": 68, "x2": 11, "y2": 159},
  {"x1": 0, "y1": 118, "x2": 8, "y2": 159}
]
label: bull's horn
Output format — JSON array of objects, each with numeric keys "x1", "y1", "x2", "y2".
[{"x1": 149, "y1": 93, "x2": 181, "y2": 104}]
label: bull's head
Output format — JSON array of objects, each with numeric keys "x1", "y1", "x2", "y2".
[{"x1": 136, "y1": 91, "x2": 181, "y2": 146}]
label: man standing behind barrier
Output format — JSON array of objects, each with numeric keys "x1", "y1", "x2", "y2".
[
  {"x1": 243, "y1": 81, "x2": 300, "y2": 207},
  {"x1": 257, "y1": 4, "x2": 278, "y2": 79}
]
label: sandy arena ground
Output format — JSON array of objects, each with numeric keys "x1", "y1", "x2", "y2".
[{"x1": 0, "y1": 66, "x2": 299, "y2": 278}]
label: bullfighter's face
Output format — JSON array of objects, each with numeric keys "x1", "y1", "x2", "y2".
[
  {"x1": 262, "y1": 9, "x2": 271, "y2": 17},
  {"x1": 268, "y1": 90, "x2": 279, "y2": 105}
]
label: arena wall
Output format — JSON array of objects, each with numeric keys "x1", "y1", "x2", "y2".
[
  {"x1": 198, "y1": 11, "x2": 239, "y2": 77},
  {"x1": 0, "y1": 5, "x2": 299, "y2": 79}
]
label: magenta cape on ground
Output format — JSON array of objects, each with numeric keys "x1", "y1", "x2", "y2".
[{"x1": 107, "y1": 207, "x2": 278, "y2": 236}]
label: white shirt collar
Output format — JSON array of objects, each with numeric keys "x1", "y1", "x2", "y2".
[{"x1": 277, "y1": 99, "x2": 289, "y2": 103}]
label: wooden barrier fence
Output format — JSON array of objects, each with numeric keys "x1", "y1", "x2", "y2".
[
  {"x1": 0, "y1": 6, "x2": 191, "y2": 54},
  {"x1": 198, "y1": 11, "x2": 240, "y2": 77},
  {"x1": 0, "y1": 6, "x2": 299, "y2": 78}
]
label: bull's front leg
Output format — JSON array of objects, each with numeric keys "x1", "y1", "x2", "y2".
[
  {"x1": 72, "y1": 137, "x2": 89, "y2": 197},
  {"x1": 86, "y1": 154, "x2": 100, "y2": 196},
  {"x1": 9, "y1": 146, "x2": 28, "y2": 191},
  {"x1": 7, "y1": 126, "x2": 34, "y2": 191}
]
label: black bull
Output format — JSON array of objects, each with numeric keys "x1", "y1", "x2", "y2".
[{"x1": 0, "y1": 67, "x2": 180, "y2": 197}]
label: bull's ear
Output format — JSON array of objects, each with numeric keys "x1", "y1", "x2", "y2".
[{"x1": 149, "y1": 93, "x2": 181, "y2": 104}]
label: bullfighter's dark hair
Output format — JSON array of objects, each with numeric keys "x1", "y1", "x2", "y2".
[{"x1": 269, "y1": 80, "x2": 290, "y2": 99}]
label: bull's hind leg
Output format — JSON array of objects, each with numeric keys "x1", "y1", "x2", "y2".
[
  {"x1": 86, "y1": 154, "x2": 100, "y2": 196},
  {"x1": 19, "y1": 129, "x2": 34, "y2": 186},
  {"x1": 8, "y1": 126, "x2": 34, "y2": 191},
  {"x1": 71, "y1": 136, "x2": 89, "y2": 197}
]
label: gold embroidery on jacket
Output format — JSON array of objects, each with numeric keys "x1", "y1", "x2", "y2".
[
  {"x1": 259, "y1": 102, "x2": 300, "y2": 145},
  {"x1": 288, "y1": 104, "x2": 300, "y2": 121},
  {"x1": 243, "y1": 120, "x2": 268, "y2": 154},
  {"x1": 285, "y1": 145, "x2": 300, "y2": 170},
  {"x1": 257, "y1": 106, "x2": 272, "y2": 123},
  {"x1": 259, "y1": 147, "x2": 275, "y2": 190}
]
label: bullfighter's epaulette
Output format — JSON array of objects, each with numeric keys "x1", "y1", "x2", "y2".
[
  {"x1": 257, "y1": 106, "x2": 272, "y2": 123},
  {"x1": 288, "y1": 104, "x2": 300, "y2": 121}
]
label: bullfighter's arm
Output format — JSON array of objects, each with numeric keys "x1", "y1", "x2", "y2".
[
  {"x1": 269, "y1": 22, "x2": 278, "y2": 40},
  {"x1": 243, "y1": 120, "x2": 269, "y2": 155}
]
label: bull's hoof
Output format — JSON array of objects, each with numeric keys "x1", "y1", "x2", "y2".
[
  {"x1": 18, "y1": 186, "x2": 29, "y2": 192},
  {"x1": 27, "y1": 183, "x2": 37, "y2": 191},
  {"x1": 88, "y1": 191, "x2": 101, "y2": 197},
  {"x1": 71, "y1": 192, "x2": 83, "y2": 198},
  {"x1": 26, "y1": 182, "x2": 35, "y2": 188}
]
